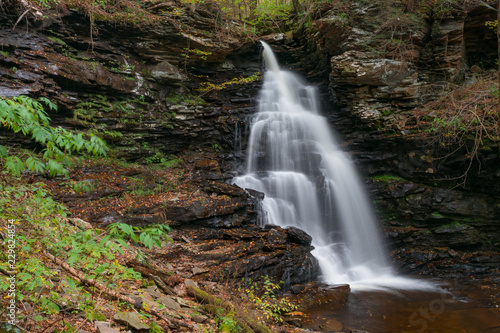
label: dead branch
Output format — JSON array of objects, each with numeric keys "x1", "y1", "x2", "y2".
[
  {"x1": 150, "y1": 274, "x2": 176, "y2": 296},
  {"x1": 415, "y1": 77, "x2": 497, "y2": 186},
  {"x1": 0, "y1": 266, "x2": 16, "y2": 276},
  {"x1": 12, "y1": 9, "x2": 29, "y2": 31}
]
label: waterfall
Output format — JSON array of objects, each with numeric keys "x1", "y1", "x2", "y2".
[{"x1": 234, "y1": 42, "x2": 433, "y2": 290}]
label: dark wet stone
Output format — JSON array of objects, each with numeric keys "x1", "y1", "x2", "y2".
[
  {"x1": 149, "y1": 60, "x2": 186, "y2": 84},
  {"x1": 0, "y1": 86, "x2": 32, "y2": 96},
  {"x1": 95, "y1": 214, "x2": 123, "y2": 226},
  {"x1": 284, "y1": 317, "x2": 303, "y2": 327},
  {"x1": 268, "y1": 228, "x2": 288, "y2": 245},
  {"x1": 286, "y1": 226, "x2": 313, "y2": 246},
  {"x1": 183, "y1": 224, "x2": 319, "y2": 286},
  {"x1": 246, "y1": 188, "x2": 265, "y2": 200},
  {"x1": 290, "y1": 284, "x2": 306, "y2": 294},
  {"x1": 293, "y1": 283, "x2": 350, "y2": 310},
  {"x1": 434, "y1": 223, "x2": 469, "y2": 234}
]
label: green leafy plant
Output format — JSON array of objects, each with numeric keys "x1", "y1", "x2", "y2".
[
  {"x1": 248, "y1": 1, "x2": 293, "y2": 33},
  {"x1": 0, "y1": 96, "x2": 108, "y2": 177},
  {"x1": 47, "y1": 36, "x2": 67, "y2": 45},
  {"x1": 149, "y1": 321, "x2": 165, "y2": 333},
  {"x1": 107, "y1": 223, "x2": 172, "y2": 250},
  {"x1": 212, "y1": 143, "x2": 221, "y2": 152},
  {"x1": 146, "y1": 155, "x2": 183, "y2": 169},
  {"x1": 372, "y1": 174, "x2": 406, "y2": 182},
  {"x1": 218, "y1": 315, "x2": 240, "y2": 332},
  {"x1": 0, "y1": 183, "x2": 142, "y2": 324},
  {"x1": 144, "y1": 152, "x2": 169, "y2": 165},
  {"x1": 239, "y1": 275, "x2": 297, "y2": 323},
  {"x1": 65, "y1": 179, "x2": 96, "y2": 193}
]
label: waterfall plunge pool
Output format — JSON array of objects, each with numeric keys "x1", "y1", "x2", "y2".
[{"x1": 301, "y1": 278, "x2": 500, "y2": 332}]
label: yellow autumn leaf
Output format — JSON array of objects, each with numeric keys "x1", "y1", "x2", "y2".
[{"x1": 142, "y1": 302, "x2": 150, "y2": 311}]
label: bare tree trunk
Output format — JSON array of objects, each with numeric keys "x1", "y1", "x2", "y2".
[
  {"x1": 248, "y1": 0, "x2": 257, "y2": 20},
  {"x1": 292, "y1": 0, "x2": 301, "y2": 15},
  {"x1": 405, "y1": 0, "x2": 417, "y2": 12}
]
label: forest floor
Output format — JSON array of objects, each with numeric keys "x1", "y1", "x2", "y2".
[{"x1": 0, "y1": 155, "x2": 311, "y2": 333}]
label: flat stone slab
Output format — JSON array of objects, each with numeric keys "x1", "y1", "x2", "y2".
[
  {"x1": 191, "y1": 314, "x2": 208, "y2": 323},
  {"x1": 293, "y1": 283, "x2": 350, "y2": 310},
  {"x1": 96, "y1": 326, "x2": 120, "y2": 333},
  {"x1": 158, "y1": 295, "x2": 181, "y2": 311},
  {"x1": 113, "y1": 312, "x2": 149, "y2": 331},
  {"x1": 185, "y1": 279, "x2": 199, "y2": 289},
  {"x1": 143, "y1": 287, "x2": 162, "y2": 299},
  {"x1": 192, "y1": 267, "x2": 207, "y2": 275}
]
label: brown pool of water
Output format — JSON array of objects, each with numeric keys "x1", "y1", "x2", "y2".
[{"x1": 301, "y1": 279, "x2": 500, "y2": 333}]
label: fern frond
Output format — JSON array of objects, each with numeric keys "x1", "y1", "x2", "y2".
[
  {"x1": 39, "y1": 97, "x2": 58, "y2": 112},
  {"x1": 46, "y1": 159, "x2": 67, "y2": 177},
  {"x1": 5, "y1": 156, "x2": 24, "y2": 177},
  {"x1": 31, "y1": 126, "x2": 52, "y2": 144},
  {"x1": 0, "y1": 145, "x2": 8, "y2": 157},
  {"x1": 26, "y1": 156, "x2": 46, "y2": 174}
]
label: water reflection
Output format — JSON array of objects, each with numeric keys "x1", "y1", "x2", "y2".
[{"x1": 302, "y1": 279, "x2": 500, "y2": 333}]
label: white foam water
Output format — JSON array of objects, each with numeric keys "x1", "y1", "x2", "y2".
[{"x1": 234, "y1": 41, "x2": 436, "y2": 291}]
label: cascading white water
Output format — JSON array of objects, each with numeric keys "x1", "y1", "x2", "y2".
[{"x1": 234, "y1": 42, "x2": 434, "y2": 290}]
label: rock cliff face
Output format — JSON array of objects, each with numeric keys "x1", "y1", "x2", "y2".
[
  {"x1": 0, "y1": 5, "x2": 258, "y2": 159},
  {"x1": 293, "y1": 2, "x2": 497, "y2": 124}
]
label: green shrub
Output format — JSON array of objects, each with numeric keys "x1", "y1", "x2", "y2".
[
  {"x1": 107, "y1": 223, "x2": 172, "y2": 250},
  {"x1": 239, "y1": 275, "x2": 297, "y2": 323},
  {"x1": 0, "y1": 96, "x2": 108, "y2": 177},
  {"x1": 0, "y1": 183, "x2": 142, "y2": 320}
]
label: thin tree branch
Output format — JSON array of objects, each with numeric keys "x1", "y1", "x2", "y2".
[{"x1": 12, "y1": 9, "x2": 29, "y2": 31}]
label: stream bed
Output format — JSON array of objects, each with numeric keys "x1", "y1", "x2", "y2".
[{"x1": 302, "y1": 278, "x2": 500, "y2": 333}]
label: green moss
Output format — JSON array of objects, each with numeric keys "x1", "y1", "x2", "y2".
[
  {"x1": 435, "y1": 222, "x2": 465, "y2": 230},
  {"x1": 149, "y1": 322, "x2": 164, "y2": 333},
  {"x1": 431, "y1": 212, "x2": 446, "y2": 219},
  {"x1": 380, "y1": 109, "x2": 393, "y2": 117},
  {"x1": 372, "y1": 174, "x2": 406, "y2": 182},
  {"x1": 48, "y1": 36, "x2": 67, "y2": 45},
  {"x1": 165, "y1": 94, "x2": 206, "y2": 106}
]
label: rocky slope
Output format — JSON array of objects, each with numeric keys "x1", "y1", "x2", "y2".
[{"x1": 0, "y1": 0, "x2": 319, "y2": 303}]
